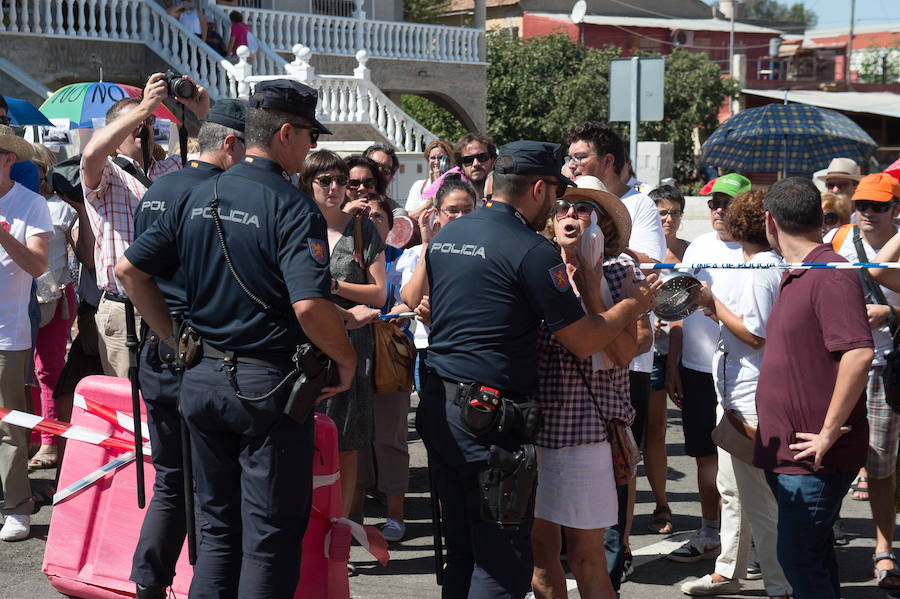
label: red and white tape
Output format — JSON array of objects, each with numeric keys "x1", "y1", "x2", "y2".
[
  {"x1": 0, "y1": 407, "x2": 150, "y2": 453},
  {"x1": 74, "y1": 393, "x2": 150, "y2": 441}
]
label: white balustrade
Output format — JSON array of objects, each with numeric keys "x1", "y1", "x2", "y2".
[
  {"x1": 204, "y1": 5, "x2": 484, "y2": 63},
  {"x1": 2, "y1": 0, "x2": 250, "y2": 99}
]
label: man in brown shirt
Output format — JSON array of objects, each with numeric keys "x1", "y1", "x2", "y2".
[{"x1": 755, "y1": 177, "x2": 874, "y2": 599}]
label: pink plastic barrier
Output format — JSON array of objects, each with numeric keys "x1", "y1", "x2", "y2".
[{"x1": 43, "y1": 375, "x2": 348, "y2": 599}]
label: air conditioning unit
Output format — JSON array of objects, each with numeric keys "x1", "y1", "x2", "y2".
[{"x1": 671, "y1": 30, "x2": 694, "y2": 47}]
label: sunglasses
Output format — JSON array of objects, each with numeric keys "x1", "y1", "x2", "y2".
[
  {"x1": 461, "y1": 152, "x2": 491, "y2": 165},
  {"x1": 707, "y1": 197, "x2": 731, "y2": 211},
  {"x1": 555, "y1": 199, "x2": 601, "y2": 220},
  {"x1": 0, "y1": 115, "x2": 10, "y2": 125},
  {"x1": 854, "y1": 200, "x2": 895, "y2": 214},
  {"x1": 313, "y1": 174, "x2": 349, "y2": 187},
  {"x1": 823, "y1": 212, "x2": 840, "y2": 227},
  {"x1": 348, "y1": 177, "x2": 377, "y2": 189},
  {"x1": 658, "y1": 209, "x2": 682, "y2": 218},
  {"x1": 289, "y1": 123, "x2": 320, "y2": 144},
  {"x1": 826, "y1": 179, "x2": 853, "y2": 191}
]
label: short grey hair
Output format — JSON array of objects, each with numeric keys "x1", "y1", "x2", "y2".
[{"x1": 197, "y1": 121, "x2": 240, "y2": 154}]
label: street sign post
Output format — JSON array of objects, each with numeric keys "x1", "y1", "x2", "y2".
[{"x1": 609, "y1": 57, "x2": 664, "y2": 163}]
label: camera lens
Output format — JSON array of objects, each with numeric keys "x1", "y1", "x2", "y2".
[{"x1": 171, "y1": 77, "x2": 196, "y2": 99}]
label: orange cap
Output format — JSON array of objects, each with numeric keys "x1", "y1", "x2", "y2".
[{"x1": 852, "y1": 173, "x2": 900, "y2": 203}]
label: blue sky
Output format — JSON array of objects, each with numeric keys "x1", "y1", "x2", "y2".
[{"x1": 706, "y1": 1, "x2": 900, "y2": 31}]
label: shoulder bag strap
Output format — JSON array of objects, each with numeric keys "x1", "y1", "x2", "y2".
[
  {"x1": 852, "y1": 225, "x2": 897, "y2": 336},
  {"x1": 113, "y1": 155, "x2": 154, "y2": 189},
  {"x1": 352, "y1": 215, "x2": 366, "y2": 270}
]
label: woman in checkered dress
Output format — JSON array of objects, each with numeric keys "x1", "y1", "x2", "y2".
[{"x1": 531, "y1": 178, "x2": 639, "y2": 599}]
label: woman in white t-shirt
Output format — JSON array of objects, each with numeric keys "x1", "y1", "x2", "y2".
[
  {"x1": 688, "y1": 190, "x2": 791, "y2": 599},
  {"x1": 404, "y1": 139, "x2": 454, "y2": 219}
]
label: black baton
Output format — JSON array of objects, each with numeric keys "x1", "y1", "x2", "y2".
[
  {"x1": 172, "y1": 314, "x2": 197, "y2": 565},
  {"x1": 124, "y1": 299, "x2": 146, "y2": 509},
  {"x1": 427, "y1": 456, "x2": 444, "y2": 586}
]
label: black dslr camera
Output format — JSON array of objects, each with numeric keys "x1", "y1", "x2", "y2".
[{"x1": 163, "y1": 69, "x2": 196, "y2": 99}]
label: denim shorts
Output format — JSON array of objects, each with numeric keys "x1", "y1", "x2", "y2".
[{"x1": 650, "y1": 353, "x2": 667, "y2": 392}]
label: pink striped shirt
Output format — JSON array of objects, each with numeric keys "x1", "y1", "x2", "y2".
[{"x1": 82, "y1": 155, "x2": 181, "y2": 294}]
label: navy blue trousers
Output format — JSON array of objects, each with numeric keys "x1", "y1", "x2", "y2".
[
  {"x1": 131, "y1": 341, "x2": 186, "y2": 588},
  {"x1": 416, "y1": 373, "x2": 533, "y2": 599},
  {"x1": 180, "y1": 357, "x2": 314, "y2": 599}
]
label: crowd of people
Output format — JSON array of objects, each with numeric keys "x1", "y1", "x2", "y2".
[{"x1": 2, "y1": 73, "x2": 900, "y2": 599}]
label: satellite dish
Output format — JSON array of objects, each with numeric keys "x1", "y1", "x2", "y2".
[{"x1": 570, "y1": 0, "x2": 586, "y2": 24}]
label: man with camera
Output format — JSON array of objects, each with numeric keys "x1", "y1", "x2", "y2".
[
  {"x1": 116, "y1": 79, "x2": 356, "y2": 598},
  {"x1": 127, "y1": 99, "x2": 247, "y2": 599},
  {"x1": 415, "y1": 140, "x2": 659, "y2": 598},
  {"x1": 80, "y1": 71, "x2": 209, "y2": 378}
]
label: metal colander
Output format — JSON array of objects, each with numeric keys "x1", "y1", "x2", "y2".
[{"x1": 653, "y1": 271, "x2": 702, "y2": 321}]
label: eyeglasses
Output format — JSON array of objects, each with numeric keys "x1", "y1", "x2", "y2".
[
  {"x1": 428, "y1": 154, "x2": 445, "y2": 162},
  {"x1": 823, "y1": 212, "x2": 840, "y2": 227},
  {"x1": 0, "y1": 115, "x2": 10, "y2": 125},
  {"x1": 461, "y1": 152, "x2": 491, "y2": 165},
  {"x1": 440, "y1": 206, "x2": 474, "y2": 216},
  {"x1": 289, "y1": 123, "x2": 320, "y2": 144},
  {"x1": 313, "y1": 174, "x2": 349, "y2": 188},
  {"x1": 554, "y1": 199, "x2": 600, "y2": 220},
  {"x1": 707, "y1": 197, "x2": 731, "y2": 211},
  {"x1": 658, "y1": 209, "x2": 683, "y2": 218},
  {"x1": 348, "y1": 177, "x2": 377, "y2": 190},
  {"x1": 854, "y1": 200, "x2": 895, "y2": 214},
  {"x1": 826, "y1": 179, "x2": 853, "y2": 191},
  {"x1": 563, "y1": 152, "x2": 595, "y2": 166}
]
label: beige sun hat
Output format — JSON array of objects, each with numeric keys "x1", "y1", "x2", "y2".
[
  {"x1": 559, "y1": 175, "x2": 632, "y2": 256},
  {"x1": 0, "y1": 125, "x2": 34, "y2": 163},
  {"x1": 815, "y1": 157, "x2": 862, "y2": 182}
]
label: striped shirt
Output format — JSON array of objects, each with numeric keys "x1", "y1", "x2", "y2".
[
  {"x1": 82, "y1": 155, "x2": 181, "y2": 294},
  {"x1": 533, "y1": 257, "x2": 639, "y2": 449}
]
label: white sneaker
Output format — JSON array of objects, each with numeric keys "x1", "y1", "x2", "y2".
[
  {"x1": 381, "y1": 518, "x2": 406, "y2": 542},
  {"x1": 0, "y1": 514, "x2": 30, "y2": 542},
  {"x1": 680, "y1": 574, "x2": 740, "y2": 596}
]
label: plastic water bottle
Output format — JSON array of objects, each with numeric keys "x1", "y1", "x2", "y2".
[{"x1": 580, "y1": 211, "x2": 605, "y2": 269}]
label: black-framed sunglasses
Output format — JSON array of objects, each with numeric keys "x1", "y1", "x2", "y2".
[
  {"x1": 823, "y1": 212, "x2": 840, "y2": 227},
  {"x1": 854, "y1": 200, "x2": 895, "y2": 214},
  {"x1": 707, "y1": 197, "x2": 731, "y2": 211},
  {"x1": 461, "y1": 152, "x2": 491, "y2": 165},
  {"x1": 313, "y1": 174, "x2": 349, "y2": 187},
  {"x1": 554, "y1": 199, "x2": 601, "y2": 220},
  {"x1": 289, "y1": 122, "x2": 320, "y2": 144},
  {"x1": 348, "y1": 177, "x2": 377, "y2": 189}
]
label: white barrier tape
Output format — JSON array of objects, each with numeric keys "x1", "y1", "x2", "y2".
[
  {"x1": 52, "y1": 452, "x2": 137, "y2": 505},
  {"x1": 313, "y1": 471, "x2": 340, "y2": 490},
  {"x1": 0, "y1": 407, "x2": 148, "y2": 452},
  {"x1": 639, "y1": 261, "x2": 900, "y2": 270},
  {"x1": 74, "y1": 393, "x2": 150, "y2": 441}
]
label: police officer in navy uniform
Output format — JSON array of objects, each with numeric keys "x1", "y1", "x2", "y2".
[
  {"x1": 416, "y1": 140, "x2": 659, "y2": 598},
  {"x1": 116, "y1": 80, "x2": 357, "y2": 599},
  {"x1": 129, "y1": 99, "x2": 248, "y2": 599}
]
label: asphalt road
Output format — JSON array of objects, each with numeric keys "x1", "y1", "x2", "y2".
[{"x1": 1, "y1": 394, "x2": 895, "y2": 599}]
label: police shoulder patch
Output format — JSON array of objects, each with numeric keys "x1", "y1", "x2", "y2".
[
  {"x1": 308, "y1": 238, "x2": 328, "y2": 265},
  {"x1": 549, "y1": 263, "x2": 569, "y2": 292}
]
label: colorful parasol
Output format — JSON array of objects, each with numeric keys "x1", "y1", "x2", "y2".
[
  {"x1": 39, "y1": 82, "x2": 181, "y2": 129},
  {"x1": 2, "y1": 96, "x2": 54, "y2": 126}
]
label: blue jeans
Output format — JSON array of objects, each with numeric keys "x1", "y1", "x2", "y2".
[{"x1": 765, "y1": 470, "x2": 855, "y2": 599}]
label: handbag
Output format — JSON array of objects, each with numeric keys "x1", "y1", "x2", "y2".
[
  {"x1": 710, "y1": 409, "x2": 757, "y2": 465},
  {"x1": 574, "y1": 361, "x2": 640, "y2": 485},
  {"x1": 351, "y1": 217, "x2": 415, "y2": 394},
  {"x1": 372, "y1": 319, "x2": 415, "y2": 394}
]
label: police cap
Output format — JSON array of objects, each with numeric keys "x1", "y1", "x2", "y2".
[
  {"x1": 249, "y1": 79, "x2": 333, "y2": 135},
  {"x1": 494, "y1": 140, "x2": 574, "y2": 188},
  {"x1": 205, "y1": 98, "x2": 247, "y2": 132}
]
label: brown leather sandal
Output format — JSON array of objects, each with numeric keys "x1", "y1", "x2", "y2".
[{"x1": 648, "y1": 505, "x2": 673, "y2": 534}]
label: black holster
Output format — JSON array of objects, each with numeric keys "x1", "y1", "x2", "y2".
[
  {"x1": 282, "y1": 343, "x2": 334, "y2": 425},
  {"x1": 477, "y1": 444, "x2": 538, "y2": 530}
]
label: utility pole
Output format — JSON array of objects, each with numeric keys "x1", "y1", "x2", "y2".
[
  {"x1": 845, "y1": 0, "x2": 856, "y2": 85},
  {"x1": 729, "y1": 1, "x2": 735, "y2": 77}
]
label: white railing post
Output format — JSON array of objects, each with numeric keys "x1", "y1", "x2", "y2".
[
  {"x1": 354, "y1": 49, "x2": 371, "y2": 81},
  {"x1": 233, "y1": 46, "x2": 254, "y2": 99},
  {"x1": 286, "y1": 44, "x2": 315, "y2": 81}
]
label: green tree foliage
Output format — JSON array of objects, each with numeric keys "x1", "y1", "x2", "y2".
[
  {"x1": 740, "y1": 0, "x2": 817, "y2": 27},
  {"x1": 485, "y1": 32, "x2": 739, "y2": 180},
  {"x1": 401, "y1": 94, "x2": 467, "y2": 142},
  {"x1": 403, "y1": 0, "x2": 451, "y2": 24}
]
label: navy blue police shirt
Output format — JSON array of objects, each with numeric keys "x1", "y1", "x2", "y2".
[
  {"x1": 125, "y1": 155, "x2": 332, "y2": 354},
  {"x1": 425, "y1": 200, "x2": 585, "y2": 396},
  {"x1": 133, "y1": 160, "x2": 223, "y2": 314}
]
